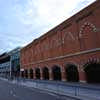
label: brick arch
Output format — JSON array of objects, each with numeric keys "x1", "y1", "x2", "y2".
[
  {"x1": 79, "y1": 22, "x2": 97, "y2": 50},
  {"x1": 64, "y1": 63, "x2": 79, "y2": 82},
  {"x1": 83, "y1": 58, "x2": 100, "y2": 69},
  {"x1": 64, "y1": 62, "x2": 78, "y2": 68},
  {"x1": 29, "y1": 68, "x2": 33, "y2": 79},
  {"x1": 42, "y1": 65, "x2": 49, "y2": 69},
  {"x1": 50, "y1": 64, "x2": 62, "y2": 70},
  {"x1": 80, "y1": 58, "x2": 100, "y2": 71},
  {"x1": 83, "y1": 58, "x2": 100, "y2": 83},
  {"x1": 51, "y1": 64, "x2": 62, "y2": 81},
  {"x1": 35, "y1": 67, "x2": 41, "y2": 79},
  {"x1": 42, "y1": 66, "x2": 49, "y2": 80},
  {"x1": 79, "y1": 22, "x2": 96, "y2": 36},
  {"x1": 63, "y1": 32, "x2": 76, "y2": 43},
  {"x1": 82, "y1": 58, "x2": 100, "y2": 66}
]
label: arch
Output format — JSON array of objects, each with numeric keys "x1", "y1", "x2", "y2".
[
  {"x1": 52, "y1": 65, "x2": 61, "y2": 81},
  {"x1": 84, "y1": 62, "x2": 100, "y2": 83},
  {"x1": 79, "y1": 22, "x2": 97, "y2": 50},
  {"x1": 29, "y1": 69, "x2": 33, "y2": 79},
  {"x1": 65, "y1": 64, "x2": 79, "y2": 82},
  {"x1": 35, "y1": 68, "x2": 40, "y2": 79},
  {"x1": 43, "y1": 67, "x2": 49, "y2": 80},
  {"x1": 24, "y1": 69, "x2": 28, "y2": 78},
  {"x1": 63, "y1": 32, "x2": 76, "y2": 43},
  {"x1": 79, "y1": 22, "x2": 96, "y2": 34}
]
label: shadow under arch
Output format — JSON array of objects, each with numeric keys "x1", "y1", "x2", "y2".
[
  {"x1": 29, "y1": 68, "x2": 33, "y2": 79},
  {"x1": 35, "y1": 68, "x2": 40, "y2": 79},
  {"x1": 52, "y1": 65, "x2": 61, "y2": 81},
  {"x1": 43, "y1": 67, "x2": 49, "y2": 80},
  {"x1": 65, "y1": 64, "x2": 79, "y2": 82},
  {"x1": 84, "y1": 62, "x2": 100, "y2": 83}
]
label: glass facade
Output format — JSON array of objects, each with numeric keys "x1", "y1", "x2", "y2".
[{"x1": 0, "y1": 47, "x2": 21, "y2": 78}]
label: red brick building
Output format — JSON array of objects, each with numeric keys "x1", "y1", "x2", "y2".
[{"x1": 20, "y1": 0, "x2": 100, "y2": 83}]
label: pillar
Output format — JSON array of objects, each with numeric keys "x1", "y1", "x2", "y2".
[
  {"x1": 49, "y1": 68, "x2": 53, "y2": 80},
  {"x1": 33, "y1": 68, "x2": 36, "y2": 79},
  {"x1": 27, "y1": 69, "x2": 30, "y2": 79},
  {"x1": 32, "y1": 68, "x2": 34, "y2": 79},
  {"x1": 40, "y1": 68, "x2": 43, "y2": 80},
  {"x1": 78, "y1": 65, "x2": 86, "y2": 83},
  {"x1": 61, "y1": 67, "x2": 66, "y2": 81}
]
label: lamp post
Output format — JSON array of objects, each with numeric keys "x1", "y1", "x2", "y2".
[{"x1": 9, "y1": 56, "x2": 12, "y2": 80}]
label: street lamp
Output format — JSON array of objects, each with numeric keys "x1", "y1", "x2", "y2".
[{"x1": 10, "y1": 57, "x2": 12, "y2": 79}]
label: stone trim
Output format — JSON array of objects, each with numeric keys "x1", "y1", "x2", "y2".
[{"x1": 23, "y1": 48, "x2": 100, "y2": 66}]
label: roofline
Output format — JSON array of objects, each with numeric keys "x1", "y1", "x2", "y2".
[{"x1": 21, "y1": 0, "x2": 98, "y2": 51}]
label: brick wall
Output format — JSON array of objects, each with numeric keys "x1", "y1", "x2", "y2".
[{"x1": 20, "y1": 0, "x2": 100, "y2": 83}]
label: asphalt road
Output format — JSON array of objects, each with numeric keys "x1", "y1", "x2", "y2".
[{"x1": 0, "y1": 79, "x2": 68, "y2": 100}]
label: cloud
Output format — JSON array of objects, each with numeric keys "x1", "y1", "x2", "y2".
[
  {"x1": 13, "y1": 0, "x2": 96, "y2": 34},
  {"x1": 0, "y1": 0, "x2": 96, "y2": 54}
]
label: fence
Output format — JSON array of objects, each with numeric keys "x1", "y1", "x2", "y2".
[{"x1": 13, "y1": 78, "x2": 100, "y2": 100}]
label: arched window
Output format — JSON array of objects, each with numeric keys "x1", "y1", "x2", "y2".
[
  {"x1": 65, "y1": 64, "x2": 79, "y2": 82},
  {"x1": 29, "y1": 69, "x2": 33, "y2": 79},
  {"x1": 35, "y1": 68, "x2": 40, "y2": 79},
  {"x1": 79, "y1": 23, "x2": 97, "y2": 50},
  {"x1": 52, "y1": 65, "x2": 61, "y2": 80},
  {"x1": 43, "y1": 67, "x2": 49, "y2": 80},
  {"x1": 84, "y1": 62, "x2": 100, "y2": 83}
]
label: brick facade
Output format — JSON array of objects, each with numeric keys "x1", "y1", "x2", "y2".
[{"x1": 20, "y1": 0, "x2": 100, "y2": 83}]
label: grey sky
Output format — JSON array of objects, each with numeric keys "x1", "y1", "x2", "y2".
[{"x1": 0, "y1": 0, "x2": 95, "y2": 53}]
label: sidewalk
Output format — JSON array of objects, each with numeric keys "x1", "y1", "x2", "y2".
[{"x1": 0, "y1": 77, "x2": 100, "y2": 100}]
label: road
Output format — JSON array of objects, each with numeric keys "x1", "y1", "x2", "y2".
[{"x1": 0, "y1": 79, "x2": 69, "y2": 100}]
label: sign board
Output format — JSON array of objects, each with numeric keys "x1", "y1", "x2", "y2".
[{"x1": 20, "y1": 69, "x2": 24, "y2": 71}]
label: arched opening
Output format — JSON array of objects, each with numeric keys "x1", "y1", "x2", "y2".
[
  {"x1": 84, "y1": 62, "x2": 100, "y2": 83},
  {"x1": 35, "y1": 68, "x2": 40, "y2": 79},
  {"x1": 80, "y1": 23, "x2": 97, "y2": 50},
  {"x1": 43, "y1": 67, "x2": 49, "y2": 80},
  {"x1": 66, "y1": 64, "x2": 79, "y2": 82},
  {"x1": 52, "y1": 65, "x2": 61, "y2": 80},
  {"x1": 24, "y1": 69, "x2": 28, "y2": 78},
  {"x1": 29, "y1": 69, "x2": 33, "y2": 79}
]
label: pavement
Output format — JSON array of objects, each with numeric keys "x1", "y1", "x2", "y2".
[
  {"x1": 0, "y1": 77, "x2": 100, "y2": 100},
  {"x1": 0, "y1": 78, "x2": 78, "y2": 100}
]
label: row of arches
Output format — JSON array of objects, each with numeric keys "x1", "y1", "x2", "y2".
[{"x1": 21, "y1": 62, "x2": 100, "y2": 83}]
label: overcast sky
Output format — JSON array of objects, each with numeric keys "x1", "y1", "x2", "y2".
[{"x1": 0, "y1": 0, "x2": 96, "y2": 54}]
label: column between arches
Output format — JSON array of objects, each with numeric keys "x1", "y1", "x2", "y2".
[
  {"x1": 49, "y1": 68, "x2": 53, "y2": 80},
  {"x1": 78, "y1": 64, "x2": 86, "y2": 83},
  {"x1": 61, "y1": 67, "x2": 66, "y2": 81},
  {"x1": 40, "y1": 68, "x2": 43, "y2": 80}
]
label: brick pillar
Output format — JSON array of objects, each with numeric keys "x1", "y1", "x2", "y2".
[
  {"x1": 49, "y1": 68, "x2": 53, "y2": 80},
  {"x1": 61, "y1": 67, "x2": 66, "y2": 81},
  {"x1": 28, "y1": 69, "x2": 30, "y2": 79},
  {"x1": 40, "y1": 68, "x2": 43, "y2": 80},
  {"x1": 78, "y1": 65, "x2": 86, "y2": 83},
  {"x1": 32, "y1": 69, "x2": 34, "y2": 79},
  {"x1": 24, "y1": 70, "x2": 25, "y2": 78},
  {"x1": 33, "y1": 69, "x2": 36, "y2": 79}
]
